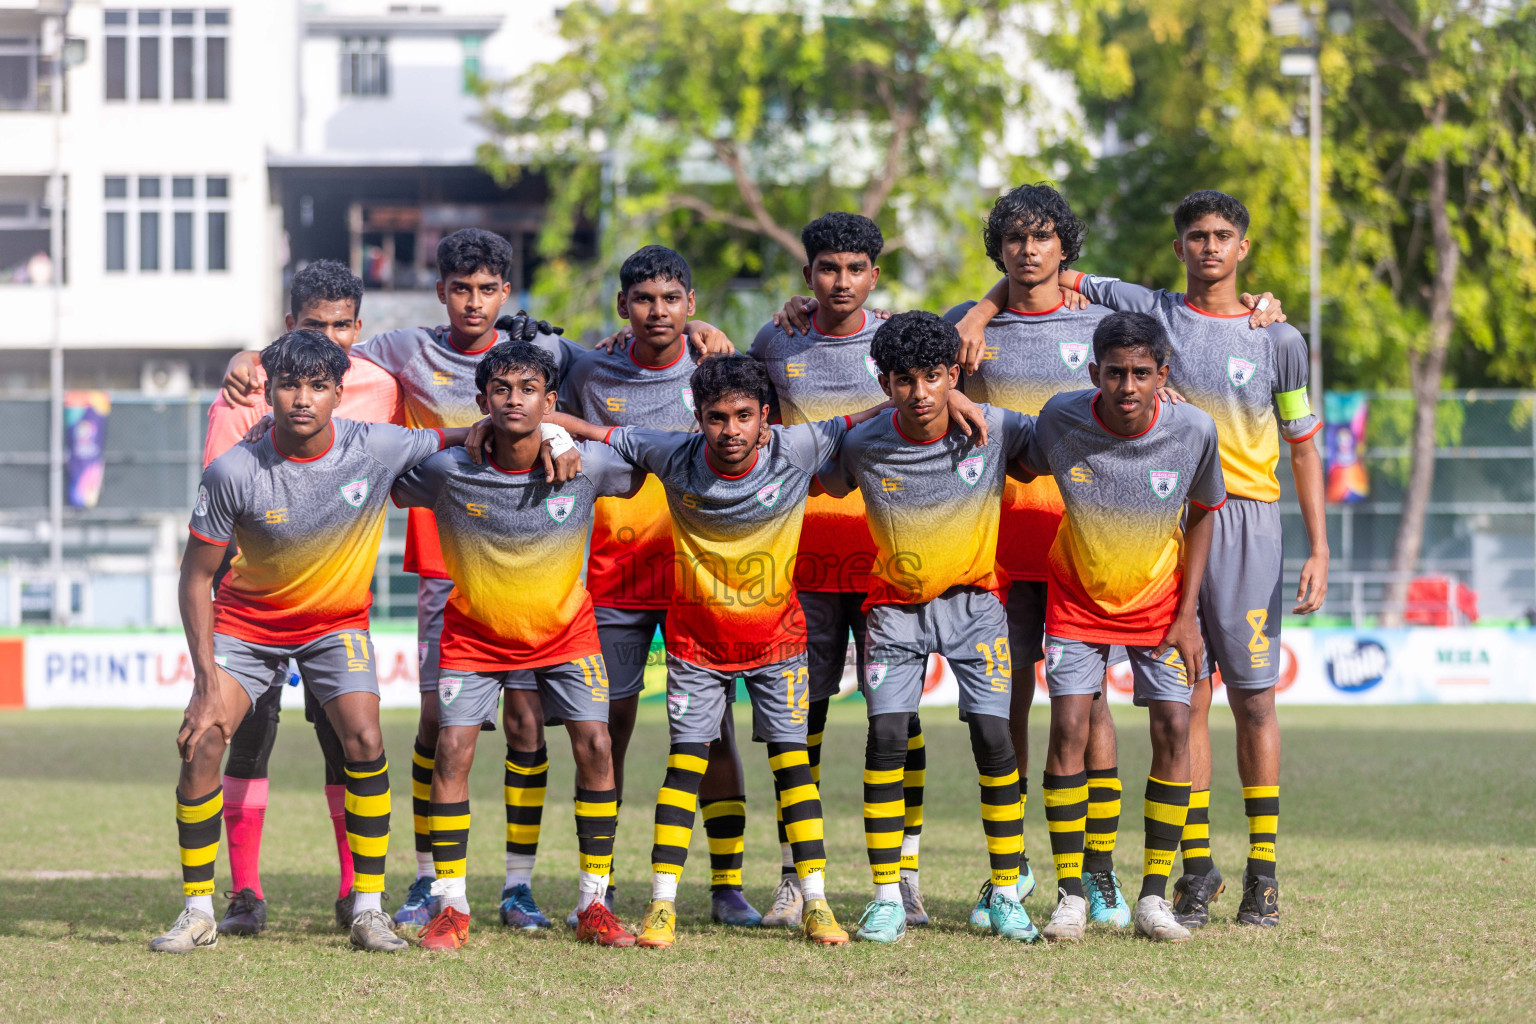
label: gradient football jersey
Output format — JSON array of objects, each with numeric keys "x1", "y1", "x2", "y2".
[
  {"x1": 1072, "y1": 276, "x2": 1321, "y2": 501},
  {"x1": 559, "y1": 344, "x2": 700, "y2": 609},
  {"x1": 945, "y1": 299, "x2": 1110, "y2": 582},
  {"x1": 352, "y1": 324, "x2": 585, "y2": 577},
  {"x1": 1019, "y1": 389, "x2": 1226, "y2": 645},
  {"x1": 749, "y1": 311, "x2": 887, "y2": 593},
  {"x1": 190, "y1": 419, "x2": 445, "y2": 644},
  {"x1": 606, "y1": 419, "x2": 850, "y2": 670},
  {"x1": 391, "y1": 442, "x2": 645, "y2": 672},
  {"x1": 818, "y1": 405, "x2": 1033, "y2": 609}
]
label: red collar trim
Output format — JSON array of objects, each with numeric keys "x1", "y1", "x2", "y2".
[
  {"x1": 1089, "y1": 389, "x2": 1161, "y2": 438},
  {"x1": 708, "y1": 448, "x2": 760, "y2": 479},
  {"x1": 891, "y1": 409, "x2": 946, "y2": 445},
  {"x1": 488, "y1": 452, "x2": 534, "y2": 475},
  {"x1": 628, "y1": 341, "x2": 685, "y2": 371},
  {"x1": 1006, "y1": 298, "x2": 1065, "y2": 316},
  {"x1": 1183, "y1": 297, "x2": 1249, "y2": 319},
  {"x1": 270, "y1": 423, "x2": 334, "y2": 462},
  {"x1": 443, "y1": 326, "x2": 498, "y2": 355},
  {"x1": 812, "y1": 310, "x2": 868, "y2": 338}
]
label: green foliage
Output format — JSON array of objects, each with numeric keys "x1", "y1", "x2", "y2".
[{"x1": 477, "y1": 0, "x2": 1030, "y2": 342}]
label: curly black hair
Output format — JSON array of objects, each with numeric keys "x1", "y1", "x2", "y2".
[
  {"x1": 869, "y1": 310, "x2": 960, "y2": 376},
  {"x1": 620, "y1": 245, "x2": 692, "y2": 294},
  {"x1": 1173, "y1": 190, "x2": 1250, "y2": 237},
  {"x1": 436, "y1": 228, "x2": 512, "y2": 282},
  {"x1": 1091, "y1": 311, "x2": 1169, "y2": 367},
  {"x1": 289, "y1": 259, "x2": 363, "y2": 319},
  {"x1": 801, "y1": 211, "x2": 884, "y2": 265},
  {"x1": 983, "y1": 183, "x2": 1086, "y2": 273},
  {"x1": 476, "y1": 340, "x2": 560, "y2": 394},
  {"x1": 261, "y1": 328, "x2": 350, "y2": 385},
  {"x1": 689, "y1": 353, "x2": 771, "y2": 411},
  {"x1": 494, "y1": 309, "x2": 565, "y2": 339}
]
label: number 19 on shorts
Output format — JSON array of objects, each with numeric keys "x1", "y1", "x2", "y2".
[{"x1": 975, "y1": 638, "x2": 1012, "y2": 693}]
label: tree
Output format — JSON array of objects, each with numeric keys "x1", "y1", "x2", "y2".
[
  {"x1": 1032, "y1": 0, "x2": 1536, "y2": 621},
  {"x1": 477, "y1": 0, "x2": 1033, "y2": 341}
]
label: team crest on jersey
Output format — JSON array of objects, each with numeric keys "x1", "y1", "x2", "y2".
[
  {"x1": 957, "y1": 454, "x2": 986, "y2": 486},
  {"x1": 546, "y1": 495, "x2": 575, "y2": 523},
  {"x1": 340, "y1": 479, "x2": 369, "y2": 508},
  {"x1": 864, "y1": 354, "x2": 880, "y2": 380},
  {"x1": 680, "y1": 387, "x2": 695, "y2": 412},
  {"x1": 756, "y1": 479, "x2": 785, "y2": 509},
  {"x1": 1044, "y1": 644, "x2": 1064, "y2": 674},
  {"x1": 439, "y1": 678, "x2": 462, "y2": 706},
  {"x1": 667, "y1": 693, "x2": 689, "y2": 721},
  {"x1": 1059, "y1": 341, "x2": 1089, "y2": 371},
  {"x1": 1149, "y1": 470, "x2": 1179, "y2": 500},
  {"x1": 195, "y1": 485, "x2": 209, "y2": 517},
  {"x1": 866, "y1": 663, "x2": 889, "y2": 690},
  {"x1": 1227, "y1": 356, "x2": 1257, "y2": 388}
]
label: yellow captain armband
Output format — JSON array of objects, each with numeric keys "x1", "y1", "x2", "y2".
[{"x1": 1276, "y1": 386, "x2": 1311, "y2": 420}]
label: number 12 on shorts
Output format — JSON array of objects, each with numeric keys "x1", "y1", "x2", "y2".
[
  {"x1": 975, "y1": 638, "x2": 1012, "y2": 693},
  {"x1": 781, "y1": 666, "x2": 809, "y2": 724}
]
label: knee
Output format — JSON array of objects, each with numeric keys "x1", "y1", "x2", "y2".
[
  {"x1": 967, "y1": 713, "x2": 1015, "y2": 773},
  {"x1": 339, "y1": 723, "x2": 383, "y2": 765},
  {"x1": 574, "y1": 724, "x2": 612, "y2": 765},
  {"x1": 1149, "y1": 709, "x2": 1190, "y2": 758},
  {"x1": 866, "y1": 713, "x2": 908, "y2": 768},
  {"x1": 431, "y1": 732, "x2": 475, "y2": 781},
  {"x1": 1234, "y1": 689, "x2": 1277, "y2": 731}
]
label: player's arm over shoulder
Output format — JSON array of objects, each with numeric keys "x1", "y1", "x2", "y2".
[
  {"x1": 1065, "y1": 272, "x2": 1161, "y2": 314},
  {"x1": 362, "y1": 421, "x2": 448, "y2": 475},
  {"x1": 746, "y1": 320, "x2": 781, "y2": 362},
  {"x1": 606, "y1": 425, "x2": 690, "y2": 475},
  {"x1": 582, "y1": 440, "x2": 648, "y2": 499},
  {"x1": 349, "y1": 327, "x2": 424, "y2": 374},
  {"x1": 390, "y1": 447, "x2": 456, "y2": 509},
  {"x1": 814, "y1": 421, "x2": 871, "y2": 498},
  {"x1": 943, "y1": 300, "x2": 979, "y2": 325}
]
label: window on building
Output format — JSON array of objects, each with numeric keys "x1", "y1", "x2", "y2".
[
  {"x1": 104, "y1": 173, "x2": 228, "y2": 273},
  {"x1": 340, "y1": 37, "x2": 388, "y2": 97},
  {"x1": 105, "y1": 212, "x2": 126, "y2": 271},
  {"x1": 461, "y1": 35, "x2": 482, "y2": 94},
  {"x1": 0, "y1": 36, "x2": 40, "y2": 110},
  {"x1": 105, "y1": 8, "x2": 229, "y2": 102}
]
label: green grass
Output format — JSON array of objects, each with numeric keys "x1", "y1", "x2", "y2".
[{"x1": 1, "y1": 703, "x2": 1533, "y2": 1023}]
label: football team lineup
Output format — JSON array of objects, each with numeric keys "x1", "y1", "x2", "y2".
[{"x1": 154, "y1": 183, "x2": 1330, "y2": 955}]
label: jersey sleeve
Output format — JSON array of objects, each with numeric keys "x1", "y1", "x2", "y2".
[
  {"x1": 999, "y1": 407, "x2": 1035, "y2": 462},
  {"x1": 554, "y1": 336, "x2": 586, "y2": 376},
  {"x1": 557, "y1": 352, "x2": 594, "y2": 418},
  {"x1": 1187, "y1": 413, "x2": 1228, "y2": 511},
  {"x1": 606, "y1": 426, "x2": 691, "y2": 475},
  {"x1": 188, "y1": 450, "x2": 251, "y2": 544},
  {"x1": 1016, "y1": 400, "x2": 1059, "y2": 477},
  {"x1": 814, "y1": 431, "x2": 862, "y2": 498},
  {"x1": 349, "y1": 328, "x2": 416, "y2": 376},
  {"x1": 366, "y1": 422, "x2": 447, "y2": 477},
  {"x1": 942, "y1": 300, "x2": 978, "y2": 325},
  {"x1": 583, "y1": 441, "x2": 648, "y2": 499},
  {"x1": 782, "y1": 418, "x2": 850, "y2": 472},
  {"x1": 1073, "y1": 275, "x2": 1161, "y2": 314},
  {"x1": 747, "y1": 321, "x2": 778, "y2": 363},
  {"x1": 202, "y1": 394, "x2": 263, "y2": 468},
  {"x1": 1271, "y1": 325, "x2": 1321, "y2": 442},
  {"x1": 390, "y1": 450, "x2": 452, "y2": 509}
]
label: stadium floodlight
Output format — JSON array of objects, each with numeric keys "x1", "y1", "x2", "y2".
[{"x1": 1280, "y1": 46, "x2": 1319, "y2": 77}]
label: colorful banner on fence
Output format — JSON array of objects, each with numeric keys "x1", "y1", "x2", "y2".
[
  {"x1": 64, "y1": 390, "x2": 111, "y2": 509},
  {"x1": 13, "y1": 627, "x2": 1535, "y2": 710},
  {"x1": 1324, "y1": 391, "x2": 1369, "y2": 504}
]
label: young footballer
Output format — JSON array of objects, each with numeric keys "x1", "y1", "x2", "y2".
[
  {"x1": 154, "y1": 330, "x2": 475, "y2": 955},
  {"x1": 747, "y1": 212, "x2": 930, "y2": 928},
  {"x1": 817, "y1": 311, "x2": 1038, "y2": 945},
  {"x1": 1056, "y1": 191, "x2": 1325, "y2": 928},
  {"x1": 560, "y1": 246, "x2": 759, "y2": 929},
  {"x1": 1017, "y1": 311, "x2": 1225, "y2": 944},
  {"x1": 201, "y1": 260, "x2": 399, "y2": 936},
  {"x1": 392, "y1": 341, "x2": 643, "y2": 949}
]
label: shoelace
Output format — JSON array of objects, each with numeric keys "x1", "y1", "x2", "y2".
[
  {"x1": 859, "y1": 901, "x2": 900, "y2": 927},
  {"x1": 1090, "y1": 872, "x2": 1121, "y2": 908},
  {"x1": 506, "y1": 888, "x2": 540, "y2": 915},
  {"x1": 419, "y1": 910, "x2": 465, "y2": 941},
  {"x1": 404, "y1": 878, "x2": 433, "y2": 906},
  {"x1": 640, "y1": 905, "x2": 673, "y2": 932},
  {"x1": 976, "y1": 880, "x2": 994, "y2": 905},
  {"x1": 770, "y1": 878, "x2": 799, "y2": 913},
  {"x1": 222, "y1": 890, "x2": 260, "y2": 914}
]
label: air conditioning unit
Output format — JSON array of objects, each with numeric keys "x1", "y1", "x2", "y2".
[{"x1": 141, "y1": 360, "x2": 192, "y2": 396}]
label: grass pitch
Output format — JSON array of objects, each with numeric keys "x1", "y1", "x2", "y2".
[{"x1": 0, "y1": 702, "x2": 1532, "y2": 1023}]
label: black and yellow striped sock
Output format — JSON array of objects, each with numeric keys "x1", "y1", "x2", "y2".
[
  {"x1": 701, "y1": 796, "x2": 746, "y2": 893},
  {"x1": 863, "y1": 731, "x2": 906, "y2": 887},
  {"x1": 1043, "y1": 770, "x2": 1088, "y2": 899},
  {"x1": 650, "y1": 743, "x2": 709, "y2": 880},
  {"x1": 344, "y1": 753, "x2": 391, "y2": 894},
  {"x1": 1244, "y1": 785, "x2": 1279, "y2": 879},
  {"x1": 411, "y1": 740, "x2": 434, "y2": 858},
  {"x1": 1020, "y1": 778, "x2": 1030, "y2": 869},
  {"x1": 979, "y1": 765, "x2": 1024, "y2": 890},
  {"x1": 807, "y1": 697, "x2": 829, "y2": 787},
  {"x1": 1181, "y1": 788, "x2": 1214, "y2": 876},
  {"x1": 575, "y1": 786, "x2": 618, "y2": 882},
  {"x1": 504, "y1": 746, "x2": 547, "y2": 863},
  {"x1": 901, "y1": 714, "x2": 925, "y2": 871},
  {"x1": 429, "y1": 799, "x2": 470, "y2": 909},
  {"x1": 1084, "y1": 766, "x2": 1122, "y2": 875},
  {"x1": 1139, "y1": 776, "x2": 1191, "y2": 900},
  {"x1": 769, "y1": 743, "x2": 826, "y2": 879},
  {"x1": 176, "y1": 787, "x2": 222, "y2": 897}
]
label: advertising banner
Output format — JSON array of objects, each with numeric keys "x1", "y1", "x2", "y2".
[{"x1": 64, "y1": 390, "x2": 111, "y2": 509}]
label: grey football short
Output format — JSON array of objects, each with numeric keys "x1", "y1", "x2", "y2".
[
  {"x1": 594, "y1": 605, "x2": 666, "y2": 702},
  {"x1": 436, "y1": 656, "x2": 612, "y2": 729},
  {"x1": 800, "y1": 590, "x2": 867, "y2": 702},
  {"x1": 1197, "y1": 497, "x2": 1282, "y2": 688},
  {"x1": 1043, "y1": 635, "x2": 1193, "y2": 707},
  {"x1": 864, "y1": 585, "x2": 1013, "y2": 720},
  {"x1": 417, "y1": 575, "x2": 534, "y2": 694},
  {"x1": 214, "y1": 629, "x2": 380, "y2": 711},
  {"x1": 664, "y1": 652, "x2": 808, "y2": 746}
]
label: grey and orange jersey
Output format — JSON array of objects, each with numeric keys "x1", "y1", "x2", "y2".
[
  {"x1": 190, "y1": 419, "x2": 445, "y2": 645},
  {"x1": 944, "y1": 299, "x2": 1112, "y2": 582},
  {"x1": 391, "y1": 442, "x2": 645, "y2": 672},
  {"x1": 559, "y1": 344, "x2": 700, "y2": 609},
  {"x1": 605, "y1": 419, "x2": 851, "y2": 670},
  {"x1": 817, "y1": 405, "x2": 1033, "y2": 608},
  {"x1": 1072, "y1": 276, "x2": 1320, "y2": 501},
  {"x1": 749, "y1": 311, "x2": 888, "y2": 592},
  {"x1": 1019, "y1": 389, "x2": 1225, "y2": 646}
]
